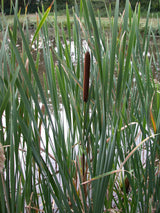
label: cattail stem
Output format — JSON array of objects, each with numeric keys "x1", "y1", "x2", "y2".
[
  {"x1": 1, "y1": 174, "x2": 10, "y2": 213},
  {"x1": 0, "y1": 144, "x2": 9, "y2": 213},
  {"x1": 82, "y1": 51, "x2": 90, "y2": 198},
  {"x1": 83, "y1": 51, "x2": 90, "y2": 102}
]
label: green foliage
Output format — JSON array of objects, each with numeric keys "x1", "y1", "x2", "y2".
[
  {"x1": 0, "y1": 0, "x2": 42, "y2": 14},
  {"x1": 0, "y1": 0, "x2": 160, "y2": 212},
  {"x1": 1, "y1": 0, "x2": 160, "y2": 14}
]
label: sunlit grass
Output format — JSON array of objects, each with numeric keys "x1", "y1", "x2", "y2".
[{"x1": 1, "y1": 14, "x2": 159, "y2": 32}]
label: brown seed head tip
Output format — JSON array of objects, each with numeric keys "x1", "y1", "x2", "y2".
[
  {"x1": 41, "y1": 104, "x2": 45, "y2": 115},
  {"x1": 0, "y1": 143, "x2": 5, "y2": 173},
  {"x1": 83, "y1": 51, "x2": 90, "y2": 102}
]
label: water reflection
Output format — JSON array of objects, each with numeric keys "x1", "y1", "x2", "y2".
[{"x1": 30, "y1": 33, "x2": 160, "y2": 82}]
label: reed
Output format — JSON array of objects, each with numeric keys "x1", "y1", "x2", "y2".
[{"x1": 0, "y1": 0, "x2": 160, "y2": 212}]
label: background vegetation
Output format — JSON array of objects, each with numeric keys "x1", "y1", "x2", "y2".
[
  {"x1": 0, "y1": 0, "x2": 160, "y2": 14},
  {"x1": 0, "y1": 0, "x2": 160, "y2": 212}
]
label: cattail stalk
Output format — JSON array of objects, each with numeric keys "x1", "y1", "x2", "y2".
[
  {"x1": 38, "y1": 104, "x2": 45, "y2": 182},
  {"x1": 0, "y1": 144, "x2": 10, "y2": 212},
  {"x1": 82, "y1": 52, "x2": 90, "y2": 196},
  {"x1": 83, "y1": 51, "x2": 90, "y2": 102},
  {"x1": 0, "y1": 143, "x2": 5, "y2": 173}
]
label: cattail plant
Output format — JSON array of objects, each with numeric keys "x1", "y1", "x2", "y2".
[
  {"x1": 83, "y1": 51, "x2": 90, "y2": 102},
  {"x1": 82, "y1": 51, "x2": 90, "y2": 199}
]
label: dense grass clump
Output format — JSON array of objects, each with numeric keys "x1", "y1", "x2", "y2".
[{"x1": 0, "y1": 0, "x2": 160, "y2": 212}]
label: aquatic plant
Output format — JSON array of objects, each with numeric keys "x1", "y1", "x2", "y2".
[{"x1": 0, "y1": 0, "x2": 160, "y2": 212}]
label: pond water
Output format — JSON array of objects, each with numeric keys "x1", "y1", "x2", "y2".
[
  {"x1": 1, "y1": 27, "x2": 160, "y2": 87},
  {"x1": 10, "y1": 29, "x2": 160, "y2": 84}
]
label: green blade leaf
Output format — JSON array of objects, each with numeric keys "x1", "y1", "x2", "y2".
[{"x1": 31, "y1": 0, "x2": 54, "y2": 45}]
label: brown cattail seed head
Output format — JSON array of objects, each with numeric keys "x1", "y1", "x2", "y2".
[
  {"x1": 41, "y1": 104, "x2": 45, "y2": 116},
  {"x1": 0, "y1": 143, "x2": 5, "y2": 173},
  {"x1": 83, "y1": 51, "x2": 90, "y2": 102}
]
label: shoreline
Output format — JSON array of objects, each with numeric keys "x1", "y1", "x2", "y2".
[{"x1": 0, "y1": 14, "x2": 160, "y2": 33}]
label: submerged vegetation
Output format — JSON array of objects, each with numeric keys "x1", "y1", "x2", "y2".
[{"x1": 0, "y1": 0, "x2": 160, "y2": 212}]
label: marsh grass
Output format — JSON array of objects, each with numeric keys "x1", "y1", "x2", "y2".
[{"x1": 0, "y1": 0, "x2": 160, "y2": 212}]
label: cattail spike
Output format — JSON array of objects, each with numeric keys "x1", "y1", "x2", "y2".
[{"x1": 83, "y1": 51, "x2": 90, "y2": 102}]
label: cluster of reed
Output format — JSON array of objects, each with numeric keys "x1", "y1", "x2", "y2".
[{"x1": 0, "y1": 0, "x2": 160, "y2": 212}]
